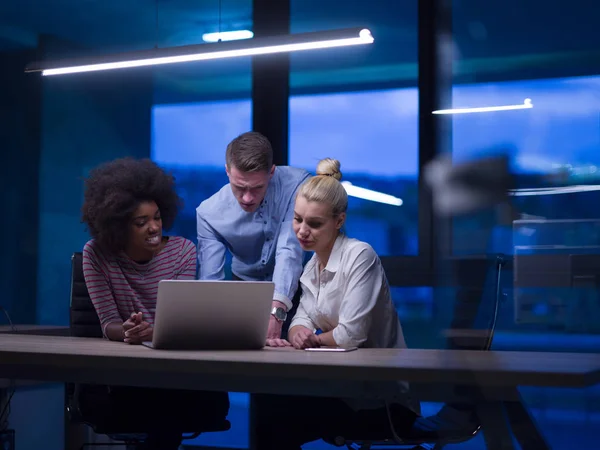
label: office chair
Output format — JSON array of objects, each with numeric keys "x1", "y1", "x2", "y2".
[
  {"x1": 326, "y1": 255, "x2": 508, "y2": 450},
  {"x1": 68, "y1": 252, "x2": 231, "y2": 449}
]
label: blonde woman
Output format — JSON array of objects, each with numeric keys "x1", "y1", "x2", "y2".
[{"x1": 258, "y1": 158, "x2": 420, "y2": 449}]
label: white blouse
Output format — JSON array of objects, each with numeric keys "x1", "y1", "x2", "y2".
[
  {"x1": 291, "y1": 234, "x2": 405, "y2": 349},
  {"x1": 290, "y1": 234, "x2": 420, "y2": 413}
]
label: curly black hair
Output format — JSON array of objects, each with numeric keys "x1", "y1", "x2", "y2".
[{"x1": 81, "y1": 157, "x2": 182, "y2": 254}]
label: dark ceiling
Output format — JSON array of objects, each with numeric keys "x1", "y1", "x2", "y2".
[
  {"x1": 1, "y1": 0, "x2": 598, "y2": 96},
  {"x1": 0, "y1": 0, "x2": 252, "y2": 51},
  {"x1": 1, "y1": 0, "x2": 597, "y2": 56}
]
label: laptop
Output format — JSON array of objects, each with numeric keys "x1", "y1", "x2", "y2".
[{"x1": 142, "y1": 279, "x2": 274, "y2": 350}]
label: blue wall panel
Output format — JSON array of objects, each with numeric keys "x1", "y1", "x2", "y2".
[
  {"x1": 0, "y1": 50, "x2": 41, "y2": 325},
  {"x1": 36, "y1": 70, "x2": 152, "y2": 325}
]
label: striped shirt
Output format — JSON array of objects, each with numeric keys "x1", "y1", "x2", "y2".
[{"x1": 82, "y1": 236, "x2": 196, "y2": 337}]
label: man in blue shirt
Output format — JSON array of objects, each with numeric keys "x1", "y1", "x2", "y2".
[{"x1": 196, "y1": 131, "x2": 310, "y2": 342}]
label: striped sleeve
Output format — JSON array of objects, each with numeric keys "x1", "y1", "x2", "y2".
[
  {"x1": 175, "y1": 238, "x2": 198, "y2": 280},
  {"x1": 82, "y1": 242, "x2": 122, "y2": 337}
]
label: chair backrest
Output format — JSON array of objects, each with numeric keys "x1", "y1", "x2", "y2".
[
  {"x1": 443, "y1": 254, "x2": 507, "y2": 352},
  {"x1": 70, "y1": 252, "x2": 103, "y2": 338}
]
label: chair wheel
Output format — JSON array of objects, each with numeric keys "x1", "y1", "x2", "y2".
[{"x1": 329, "y1": 436, "x2": 341, "y2": 446}]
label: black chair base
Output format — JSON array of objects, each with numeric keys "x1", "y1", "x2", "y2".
[
  {"x1": 327, "y1": 405, "x2": 480, "y2": 449},
  {"x1": 71, "y1": 420, "x2": 231, "y2": 450}
]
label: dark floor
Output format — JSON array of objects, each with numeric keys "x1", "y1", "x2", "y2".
[{"x1": 186, "y1": 394, "x2": 600, "y2": 449}]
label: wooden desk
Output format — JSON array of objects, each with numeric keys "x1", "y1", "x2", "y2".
[
  {"x1": 0, "y1": 326, "x2": 69, "y2": 388},
  {"x1": 0, "y1": 334, "x2": 598, "y2": 450},
  {"x1": 0, "y1": 335, "x2": 598, "y2": 394},
  {"x1": 0, "y1": 325, "x2": 70, "y2": 336}
]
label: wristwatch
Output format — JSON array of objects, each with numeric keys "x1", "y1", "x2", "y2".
[{"x1": 271, "y1": 306, "x2": 287, "y2": 322}]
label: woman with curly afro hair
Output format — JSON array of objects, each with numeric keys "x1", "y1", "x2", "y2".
[
  {"x1": 80, "y1": 157, "x2": 229, "y2": 450},
  {"x1": 81, "y1": 157, "x2": 189, "y2": 341}
]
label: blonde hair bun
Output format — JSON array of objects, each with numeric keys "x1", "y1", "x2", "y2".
[{"x1": 316, "y1": 158, "x2": 342, "y2": 181}]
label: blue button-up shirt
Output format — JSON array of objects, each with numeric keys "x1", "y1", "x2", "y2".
[{"x1": 195, "y1": 166, "x2": 310, "y2": 309}]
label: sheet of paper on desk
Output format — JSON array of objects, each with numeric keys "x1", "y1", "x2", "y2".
[{"x1": 305, "y1": 347, "x2": 358, "y2": 352}]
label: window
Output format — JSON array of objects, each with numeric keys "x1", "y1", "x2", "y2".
[
  {"x1": 152, "y1": 99, "x2": 251, "y2": 272},
  {"x1": 290, "y1": 0, "x2": 419, "y2": 257},
  {"x1": 451, "y1": 75, "x2": 600, "y2": 255},
  {"x1": 290, "y1": 89, "x2": 419, "y2": 256}
]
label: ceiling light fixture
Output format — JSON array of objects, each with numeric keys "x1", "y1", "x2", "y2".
[
  {"x1": 510, "y1": 185, "x2": 600, "y2": 196},
  {"x1": 202, "y1": 30, "x2": 254, "y2": 42},
  {"x1": 25, "y1": 28, "x2": 373, "y2": 76},
  {"x1": 432, "y1": 98, "x2": 533, "y2": 115}
]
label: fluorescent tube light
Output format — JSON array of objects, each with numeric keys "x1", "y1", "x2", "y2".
[
  {"x1": 25, "y1": 28, "x2": 373, "y2": 76},
  {"x1": 202, "y1": 30, "x2": 254, "y2": 43},
  {"x1": 341, "y1": 181, "x2": 403, "y2": 206},
  {"x1": 432, "y1": 98, "x2": 533, "y2": 115},
  {"x1": 510, "y1": 185, "x2": 600, "y2": 197}
]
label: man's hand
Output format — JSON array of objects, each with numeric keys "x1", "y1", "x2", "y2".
[
  {"x1": 265, "y1": 300, "x2": 290, "y2": 347},
  {"x1": 265, "y1": 337, "x2": 292, "y2": 347},
  {"x1": 290, "y1": 326, "x2": 321, "y2": 349},
  {"x1": 266, "y1": 300, "x2": 288, "y2": 340},
  {"x1": 123, "y1": 312, "x2": 153, "y2": 344},
  {"x1": 266, "y1": 315, "x2": 283, "y2": 340}
]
